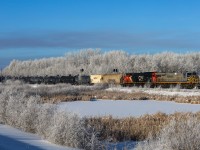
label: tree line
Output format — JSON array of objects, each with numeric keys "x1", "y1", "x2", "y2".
[{"x1": 3, "y1": 49, "x2": 200, "y2": 76}]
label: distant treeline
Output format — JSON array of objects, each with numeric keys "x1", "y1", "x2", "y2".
[{"x1": 2, "y1": 49, "x2": 200, "y2": 76}]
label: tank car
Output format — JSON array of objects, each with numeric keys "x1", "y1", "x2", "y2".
[
  {"x1": 59, "y1": 75, "x2": 76, "y2": 84},
  {"x1": 75, "y1": 75, "x2": 90, "y2": 85}
]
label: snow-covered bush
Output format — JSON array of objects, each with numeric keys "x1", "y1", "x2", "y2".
[
  {"x1": 135, "y1": 114, "x2": 200, "y2": 150},
  {"x1": 0, "y1": 82, "x2": 100, "y2": 149}
]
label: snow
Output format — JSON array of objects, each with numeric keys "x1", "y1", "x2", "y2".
[
  {"x1": 145, "y1": 89, "x2": 200, "y2": 97},
  {"x1": 58, "y1": 100, "x2": 200, "y2": 118},
  {"x1": 30, "y1": 84, "x2": 39, "y2": 88},
  {"x1": 0, "y1": 124, "x2": 77, "y2": 150},
  {"x1": 107, "y1": 87, "x2": 200, "y2": 97},
  {"x1": 103, "y1": 141, "x2": 138, "y2": 150},
  {"x1": 107, "y1": 87, "x2": 133, "y2": 93},
  {"x1": 29, "y1": 84, "x2": 54, "y2": 88},
  {"x1": 0, "y1": 124, "x2": 138, "y2": 150}
]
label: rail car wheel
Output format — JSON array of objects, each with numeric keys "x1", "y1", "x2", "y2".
[{"x1": 186, "y1": 84, "x2": 195, "y2": 89}]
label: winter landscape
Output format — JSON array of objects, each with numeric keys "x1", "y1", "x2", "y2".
[
  {"x1": 1, "y1": 58, "x2": 200, "y2": 149},
  {"x1": 1, "y1": 0, "x2": 200, "y2": 150}
]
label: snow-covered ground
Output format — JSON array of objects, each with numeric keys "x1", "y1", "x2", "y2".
[
  {"x1": 107, "y1": 87, "x2": 200, "y2": 97},
  {"x1": 0, "y1": 123, "x2": 139, "y2": 150},
  {"x1": 145, "y1": 90, "x2": 200, "y2": 97},
  {"x1": 58, "y1": 100, "x2": 200, "y2": 118},
  {"x1": 2, "y1": 97, "x2": 199, "y2": 150},
  {"x1": 0, "y1": 124, "x2": 77, "y2": 150}
]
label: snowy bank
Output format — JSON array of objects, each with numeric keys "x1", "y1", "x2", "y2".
[
  {"x1": 107, "y1": 87, "x2": 200, "y2": 97},
  {"x1": 0, "y1": 124, "x2": 77, "y2": 150},
  {"x1": 58, "y1": 100, "x2": 200, "y2": 118}
]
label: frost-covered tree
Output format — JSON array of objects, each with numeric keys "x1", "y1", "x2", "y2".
[{"x1": 3, "y1": 49, "x2": 200, "y2": 76}]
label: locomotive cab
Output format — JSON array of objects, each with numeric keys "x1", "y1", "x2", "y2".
[
  {"x1": 184, "y1": 72, "x2": 199, "y2": 83},
  {"x1": 184, "y1": 72, "x2": 197, "y2": 78}
]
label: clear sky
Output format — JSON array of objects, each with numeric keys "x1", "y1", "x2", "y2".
[{"x1": 0, "y1": 0, "x2": 200, "y2": 68}]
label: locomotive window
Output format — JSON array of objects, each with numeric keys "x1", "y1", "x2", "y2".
[
  {"x1": 193, "y1": 72, "x2": 197, "y2": 75},
  {"x1": 187, "y1": 73, "x2": 192, "y2": 77}
]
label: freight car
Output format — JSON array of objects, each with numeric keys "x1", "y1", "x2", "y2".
[
  {"x1": 0, "y1": 74, "x2": 90, "y2": 85},
  {"x1": 90, "y1": 73, "x2": 123, "y2": 84},
  {"x1": 76, "y1": 75, "x2": 90, "y2": 85}
]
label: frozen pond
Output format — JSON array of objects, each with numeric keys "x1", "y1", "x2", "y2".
[{"x1": 58, "y1": 100, "x2": 200, "y2": 118}]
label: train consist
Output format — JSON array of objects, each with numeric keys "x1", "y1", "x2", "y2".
[
  {"x1": 0, "y1": 71, "x2": 200, "y2": 88},
  {"x1": 90, "y1": 71, "x2": 200, "y2": 88},
  {"x1": 0, "y1": 75, "x2": 91, "y2": 85}
]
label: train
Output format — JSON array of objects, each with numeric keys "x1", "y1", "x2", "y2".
[
  {"x1": 0, "y1": 75, "x2": 91, "y2": 85},
  {"x1": 0, "y1": 71, "x2": 200, "y2": 89},
  {"x1": 90, "y1": 71, "x2": 200, "y2": 89}
]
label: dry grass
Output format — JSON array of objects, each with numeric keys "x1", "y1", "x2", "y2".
[
  {"x1": 86, "y1": 112, "x2": 200, "y2": 143},
  {"x1": 4, "y1": 80, "x2": 199, "y2": 104},
  {"x1": 41, "y1": 89, "x2": 200, "y2": 104},
  {"x1": 135, "y1": 113, "x2": 200, "y2": 150}
]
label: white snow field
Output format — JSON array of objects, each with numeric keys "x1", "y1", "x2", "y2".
[
  {"x1": 106, "y1": 87, "x2": 200, "y2": 97},
  {"x1": 0, "y1": 124, "x2": 77, "y2": 150},
  {"x1": 58, "y1": 100, "x2": 200, "y2": 118}
]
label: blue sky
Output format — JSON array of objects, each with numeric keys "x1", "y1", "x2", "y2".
[{"x1": 0, "y1": 0, "x2": 200, "y2": 68}]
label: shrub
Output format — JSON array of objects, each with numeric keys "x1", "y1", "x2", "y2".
[
  {"x1": 0, "y1": 82, "x2": 100, "y2": 149},
  {"x1": 135, "y1": 114, "x2": 200, "y2": 150}
]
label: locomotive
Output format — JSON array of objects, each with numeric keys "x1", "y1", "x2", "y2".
[
  {"x1": 122, "y1": 72, "x2": 199, "y2": 88},
  {"x1": 90, "y1": 72, "x2": 200, "y2": 89}
]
